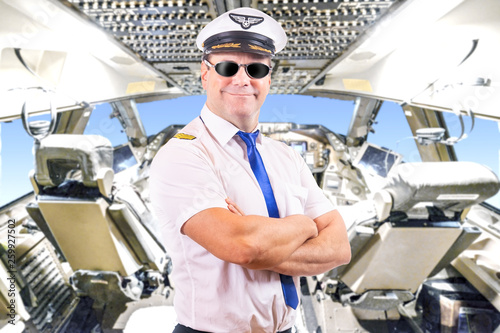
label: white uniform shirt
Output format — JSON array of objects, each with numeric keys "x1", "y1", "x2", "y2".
[{"x1": 150, "y1": 105, "x2": 334, "y2": 332}]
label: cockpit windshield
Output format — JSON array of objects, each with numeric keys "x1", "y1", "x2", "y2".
[{"x1": 1, "y1": 95, "x2": 499, "y2": 210}]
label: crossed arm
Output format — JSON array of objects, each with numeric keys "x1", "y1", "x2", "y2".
[
  {"x1": 182, "y1": 199, "x2": 351, "y2": 276},
  {"x1": 268, "y1": 208, "x2": 350, "y2": 276}
]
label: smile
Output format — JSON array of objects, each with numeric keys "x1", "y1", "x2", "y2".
[{"x1": 224, "y1": 92, "x2": 255, "y2": 97}]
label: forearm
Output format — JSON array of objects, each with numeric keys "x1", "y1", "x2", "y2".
[
  {"x1": 269, "y1": 223, "x2": 343, "y2": 276},
  {"x1": 183, "y1": 208, "x2": 318, "y2": 270},
  {"x1": 269, "y1": 210, "x2": 351, "y2": 276},
  {"x1": 240, "y1": 213, "x2": 319, "y2": 269}
]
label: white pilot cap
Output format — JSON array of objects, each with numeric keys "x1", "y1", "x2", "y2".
[{"x1": 196, "y1": 7, "x2": 287, "y2": 57}]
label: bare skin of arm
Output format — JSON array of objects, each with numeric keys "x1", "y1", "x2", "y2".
[
  {"x1": 182, "y1": 206, "x2": 318, "y2": 270},
  {"x1": 226, "y1": 198, "x2": 351, "y2": 276}
]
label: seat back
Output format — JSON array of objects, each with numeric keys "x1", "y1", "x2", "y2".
[
  {"x1": 341, "y1": 221, "x2": 462, "y2": 294},
  {"x1": 38, "y1": 197, "x2": 142, "y2": 276},
  {"x1": 32, "y1": 134, "x2": 164, "y2": 276}
]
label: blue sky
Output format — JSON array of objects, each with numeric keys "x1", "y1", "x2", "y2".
[{"x1": 1, "y1": 94, "x2": 499, "y2": 207}]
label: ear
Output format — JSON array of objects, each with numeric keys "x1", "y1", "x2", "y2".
[
  {"x1": 267, "y1": 58, "x2": 272, "y2": 87},
  {"x1": 201, "y1": 61, "x2": 209, "y2": 90},
  {"x1": 264, "y1": 74, "x2": 271, "y2": 94}
]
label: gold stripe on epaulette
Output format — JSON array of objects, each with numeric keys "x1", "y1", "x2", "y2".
[{"x1": 174, "y1": 133, "x2": 196, "y2": 140}]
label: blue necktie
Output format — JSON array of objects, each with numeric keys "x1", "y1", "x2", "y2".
[{"x1": 237, "y1": 130, "x2": 299, "y2": 310}]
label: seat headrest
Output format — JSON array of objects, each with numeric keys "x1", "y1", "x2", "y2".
[
  {"x1": 383, "y1": 162, "x2": 500, "y2": 213},
  {"x1": 35, "y1": 134, "x2": 113, "y2": 187}
]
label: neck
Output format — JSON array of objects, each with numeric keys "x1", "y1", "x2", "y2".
[
  {"x1": 205, "y1": 103, "x2": 259, "y2": 133},
  {"x1": 234, "y1": 118, "x2": 258, "y2": 133}
]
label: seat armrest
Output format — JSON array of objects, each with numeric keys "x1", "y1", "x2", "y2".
[
  {"x1": 373, "y1": 190, "x2": 392, "y2": 221},
  {"x1": 97, "y1": 167, "x2": 114, "y2": 197}
]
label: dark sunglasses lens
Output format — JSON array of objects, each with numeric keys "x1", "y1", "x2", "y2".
[
  {"x1": 247, "y1": 63, "x2": 270, "y2": 79},
  {"x1": 215, "y1": 62, "x2": 239, "y2": 77}
]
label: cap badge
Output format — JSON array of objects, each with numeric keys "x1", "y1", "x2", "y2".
[{"x1": 229, "y1": 13, "x2": 264, "y2": 29}]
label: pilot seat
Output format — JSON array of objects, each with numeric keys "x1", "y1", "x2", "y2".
[
  {"x1": 26, "y1": 134, "x2": 169, "y2": 332},
  {"x1": 327, "y1": 161, "x2": 500, "y2": 312}
]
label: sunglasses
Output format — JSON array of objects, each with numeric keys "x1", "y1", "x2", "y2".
[{"x1": 204, "y1": 59, "x2": 272, "y2": 79}]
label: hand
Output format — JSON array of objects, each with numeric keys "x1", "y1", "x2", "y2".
[{"x1": 226, "y1": 198, "x2": 244, "y2": 216}]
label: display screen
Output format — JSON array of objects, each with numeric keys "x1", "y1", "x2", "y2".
[
  {"x1": 290, "y1": 141, "x2": 307, "y2": 153},
  {"x1": 113, "y1": 144, "x2": 138, "y2": 173},
  {"x1": 356, "y1": 145, "x2": 399, "y2": 178}
]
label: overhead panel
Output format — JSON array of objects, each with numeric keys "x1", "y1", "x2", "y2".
[{"x1": 65, "y1": 0, "x2": 401, "y2": 95}]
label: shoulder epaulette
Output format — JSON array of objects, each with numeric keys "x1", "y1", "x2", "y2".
[{"x1": 173, "y1": 132, "x2": 196, "y2": 140}]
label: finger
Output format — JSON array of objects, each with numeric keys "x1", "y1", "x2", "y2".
[
  {"x1": 225, "y1": 198, "x2": 245, "y2": 216},
  {"x1": 228, "y1": 204, "x2": 242, "y2": 216}
]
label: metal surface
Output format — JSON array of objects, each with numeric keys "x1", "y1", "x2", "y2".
[
  {"x1": 403, "y1": 106, "x2": 458, "y2": 162},
  {"x1": 64, "y1": 0, "x2": 401, "y2": 95}
]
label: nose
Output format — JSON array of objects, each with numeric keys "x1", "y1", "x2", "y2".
[{"x1": 231, "y1": 65, "x2": 251, "y2": 86}]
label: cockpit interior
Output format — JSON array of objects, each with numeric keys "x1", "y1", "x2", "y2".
[{"x1": 1, "y1": 0, "x2": 500, "y2": 332}]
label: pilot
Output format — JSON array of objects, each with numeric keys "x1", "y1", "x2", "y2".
[{"x1": 150, "y1": 7, "x2": 350, "y2": 333}]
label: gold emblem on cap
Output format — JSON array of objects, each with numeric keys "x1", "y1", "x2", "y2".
[
  {"x1": 229, "y1": 13, "x2": 264, "y2": 29},
  {"x1": 249, "y1": 44, "x2": 272, "y2": 54},
  {"x1": 212, "y1": 43, "x2": 241, "y2": 49}
]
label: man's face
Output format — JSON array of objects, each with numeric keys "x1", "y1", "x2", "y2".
[{"x1": 201, "y1": 52, "x2": 271, "y2": 131}]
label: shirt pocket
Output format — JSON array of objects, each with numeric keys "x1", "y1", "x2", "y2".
[{"x1": 283, "y1": 183, "x2": 308, "y2": 216}]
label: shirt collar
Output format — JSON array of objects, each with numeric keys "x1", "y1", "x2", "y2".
[{"x1": 200, "y1": 104, "x2": 262, "y2": 146}]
